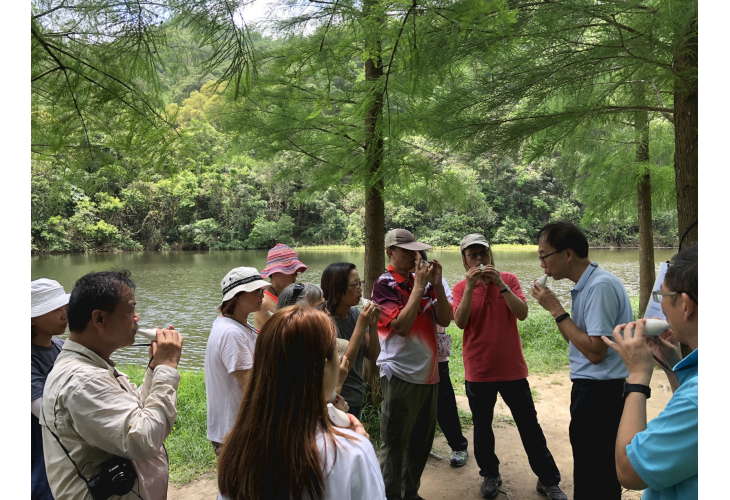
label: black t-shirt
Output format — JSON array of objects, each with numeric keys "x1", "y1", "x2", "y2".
[
  {"x1": 331, "y1": 307, "x2": 367, "y2": 407},
  {"x1": 31, "y1": 337, "x2": 64, "y2": 500}
]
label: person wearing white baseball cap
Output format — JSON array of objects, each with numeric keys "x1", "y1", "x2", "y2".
[
  {"x1": 31, "y1": 278, "x2": 70, "y2": 500},
  {"x1": 205, "y1": 267, "x2": 270, "y2": 457}
]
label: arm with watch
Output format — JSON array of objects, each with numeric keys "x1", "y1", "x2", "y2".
[
  {"x1": 481, "y1": 266, "x2": 528, "y2": 321},
  {"x1": 599, "y1": 319, "x2": 662, "y2": 490},
  {"x1": 531, "y1": 283, "x2": 609, "y2": 365}
]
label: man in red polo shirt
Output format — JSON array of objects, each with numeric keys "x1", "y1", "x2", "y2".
[
  {"x1": 371, "y1": 229, "x2": 452, "y2": 500},
  {"x1": 453, "y1": 234, "x2": 566, "y2": 500}
]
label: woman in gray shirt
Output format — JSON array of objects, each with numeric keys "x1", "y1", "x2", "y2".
[{"x1": 321, "y1": 263, "x2": 381, "y2": 419}]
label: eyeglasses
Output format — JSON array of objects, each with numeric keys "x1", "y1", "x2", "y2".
[
  {"x1": 651, "y1": 290, "x2": 697, "y2": 304},
  {"x1": 538, "y1": 249, "x2": 563, "y2": 263},
  {"x1": 465, "y1": 250, "x2": 489, "y2": 260},
  {"x1": 315, "y1": 300, "x2": 329, "y2": 311},
  {"x1": 347, "y1": 280, "x2": 365, "y2": 289}
]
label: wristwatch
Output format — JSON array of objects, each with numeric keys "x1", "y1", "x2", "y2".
[
  {"x1": 623, "y1": 382, "x2": 651, "y2": 399},
  {"x1": 499, "y1": 285, "x2": 511, "y2": 294}
]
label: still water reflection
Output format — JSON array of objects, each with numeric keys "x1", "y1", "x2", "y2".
[{"x1": 31, "y1": 248, "x2": 677, "y2": 370}]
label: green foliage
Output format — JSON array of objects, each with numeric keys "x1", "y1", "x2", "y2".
[{"x1": 244, "y1": 215, "x2": 295, "y2": 249}]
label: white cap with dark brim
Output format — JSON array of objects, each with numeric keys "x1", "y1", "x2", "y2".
[
  {"x1": 32, "y1": 279, "x2": 70, "y2": 318},
  {"x1": 220, "y1": 267, "x2": 270, "y2": 306},
  {"x1": 385, "y1": 229, "x2": 432, "y2": 251}
]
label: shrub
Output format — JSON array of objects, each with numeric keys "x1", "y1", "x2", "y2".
[{"x1": 244, "y1": 214, "x2": 295, "y2": 249}]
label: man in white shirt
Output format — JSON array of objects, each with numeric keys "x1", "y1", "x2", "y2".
[{"x1": 40, "y1": 270, "x2": 183, "y2": 500}]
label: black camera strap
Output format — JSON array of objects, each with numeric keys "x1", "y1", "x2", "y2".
[{"x1": 40, "y1": 404, "x2": 92, "y2": 487}]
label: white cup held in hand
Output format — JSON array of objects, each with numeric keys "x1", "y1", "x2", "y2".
[{"x1": 327, "y1": 403, "x2": 350, "y2": 427}]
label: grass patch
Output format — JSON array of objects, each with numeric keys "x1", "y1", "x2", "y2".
[
  {"x1": 551, "y1": 380, "x2": 563, "y2": 386},
  {"x1": 121, "y1": 365, "x2": 215, "y2": 484}
]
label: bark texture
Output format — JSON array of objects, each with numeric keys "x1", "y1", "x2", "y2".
[
  {"x1": 362, "y1": 0, "x2": 386, "y2": 406},
  {"x1": 673, "y1": 18, "x2": 698, "y2": 249},
  {"x1": 636, "y1": 112, "x2": 655, "y2": 317}
]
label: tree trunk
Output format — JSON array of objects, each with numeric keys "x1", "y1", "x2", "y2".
[
  {"x1": 636, "y1": 111, "x2": 655, "y2": 317},
  {"x1": 673, "y1": 17, "x2": 698, "y2": 248},
  {"x1": 362, "y1": 0, "x2": 386, "y2": 408}
]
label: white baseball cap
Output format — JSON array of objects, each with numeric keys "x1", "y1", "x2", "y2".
[
  {"x1": 220, "y1": 267, "x2": 269, "y2": 306},
  {"x1": 31, "y1": 279, "x2": 70, "y2": 318}
]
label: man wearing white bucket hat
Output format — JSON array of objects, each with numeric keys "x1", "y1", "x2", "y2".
[
  {"x1": 205, "y1": 267, "x2": 270, "y2": 457},
  {"x1": 31, "y1": 278, "x2": 70, "y2": 500},
  {"x1": 40, "y1": 270, "x2": 183, "y2": 500}
]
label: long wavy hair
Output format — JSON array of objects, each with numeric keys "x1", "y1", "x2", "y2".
[
  {"x1": 217, "y1": 306, "x2": 352, "y2": 500},
  {"x1": 320, "y1": 262, "x2": 357, "y2": 316}
]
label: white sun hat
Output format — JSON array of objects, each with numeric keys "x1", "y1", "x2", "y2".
[
  {"x1": 31, "y1": 279, "x2": 70, "y2": 318},
  {"x1": 220, "y1": 267, "x2": 269, "y2": 306}
]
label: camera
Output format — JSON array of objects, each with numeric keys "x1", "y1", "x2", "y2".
[{"x1": 86, "y1": 456, "x2": 138, "y2": 500}]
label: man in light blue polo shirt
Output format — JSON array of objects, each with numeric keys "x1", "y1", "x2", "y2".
[
  {"x1": 602, "y1": 246, "x2": 698, "y2": 500},
  {"x1": 531, "y1": 222, "x2": 632, "y2": 500}
]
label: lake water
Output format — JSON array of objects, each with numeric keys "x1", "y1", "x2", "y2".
[{"x1": 31, "y1": 248, "x2": 677, "y2": 370}]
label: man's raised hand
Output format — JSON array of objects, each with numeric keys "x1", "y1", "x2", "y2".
[{"x1": 150, "y1": 325, "x2": 184, "y2": 369}]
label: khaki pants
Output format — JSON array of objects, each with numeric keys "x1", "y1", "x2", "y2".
[{"x1": 379, "y1": 375, "x2": 438, "y2": 500}]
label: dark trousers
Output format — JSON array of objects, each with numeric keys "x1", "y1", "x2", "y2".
[
  {"x1": 437, "y1": 361, "x2": 468, "y2": 452},
  {"x1": 380, "y1": 375, "x2": 438, "y2": 500},
  {"x1": 570, "y1": 379, "x2": 625, "y2": 500},
  {"x1": 465, "y1": 378, "x2": 561, "y2": 486},
  {"x1": 349, "y1": 405, "x2": 362, "y2": 420}
]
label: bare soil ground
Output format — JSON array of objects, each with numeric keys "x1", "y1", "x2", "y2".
[{"x1": 168, "y1": 368, "x2": 673, "y2": 500}]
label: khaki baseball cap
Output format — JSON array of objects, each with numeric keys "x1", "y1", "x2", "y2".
[
  {"x1": 384, "y1": 229, "x2": 432, "y2": 251},
  {"x1": 459, "y1": 234, "x2": 490, "y2": 254}
]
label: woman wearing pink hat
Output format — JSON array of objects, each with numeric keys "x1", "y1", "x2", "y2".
[
  {"x1": 253, "y1": 243, "x2": 308, "y2": 330},
  {"x1": 31, "y1": 278, "x2": 70, "y2": 500}
]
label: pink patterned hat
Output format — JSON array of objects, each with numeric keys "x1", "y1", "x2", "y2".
[{"x1": 260, "y1": 244, "x2": 308, "y2": 278}]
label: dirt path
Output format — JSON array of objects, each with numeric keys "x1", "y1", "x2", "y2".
[{"x1": 168, "y1": 368, "x2": 674, "y2": 500}]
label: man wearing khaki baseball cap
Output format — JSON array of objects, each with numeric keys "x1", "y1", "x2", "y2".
[{"x1": 372, "y1": 228, "x2": 452, "y2": 500}]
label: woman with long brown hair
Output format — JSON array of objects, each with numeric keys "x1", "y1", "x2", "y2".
[{"x1": 217, "y1": 306, "x2": 385, "y2": 500}]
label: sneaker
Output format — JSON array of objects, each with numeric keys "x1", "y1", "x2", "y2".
[
  {"x1": 536, "y1": 481, "x2": 568, "y2": 500},
  {"x1": 449, "y1": 449, "x2": 468, "y2": 467},
  {"x1": 480, "y1": 474, "x2": 502, "y2": 499}
]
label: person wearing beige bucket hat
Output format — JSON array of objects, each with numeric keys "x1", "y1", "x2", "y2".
[
  {"x1": 31, "y1": 278, "x2": 70, "y2": 500},
  {"x1": 254, "y1": 243, "x2": 308, "y2": 330},
  {"x1": 372, "y1": 228, "x2": 452, "y2": 500},
  {"x1": 205, "y1": 267, "x2": 269, "y2": 457}
]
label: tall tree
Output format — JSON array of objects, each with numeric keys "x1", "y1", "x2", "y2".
[
  {"x1": 424, "y1": 0, "x2": 695, "y2": 306},
  {"x1": 31, "y1": 0, "x2": 254, "y2": 165},
  {"x1": 212, "y1": 0, "x2": 515, "y2": 296}
]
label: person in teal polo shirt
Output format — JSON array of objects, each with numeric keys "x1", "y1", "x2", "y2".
[{"x1": 602, "y1": 246, "x2": 698, "y2": 500}]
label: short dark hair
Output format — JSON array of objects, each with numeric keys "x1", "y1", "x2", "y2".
[
  {"x1": 664, "y1": 246, "x2": 698, "y2": 304},
  {"x1": 537, "y1": 222, "x2": 589, "y2": 258},
  {"x1": 67, "y1": 270, "x2": 136, "y2": 333},
  {"x1": 321, "y1": 262, "x2": 357, "y2": 314}
]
